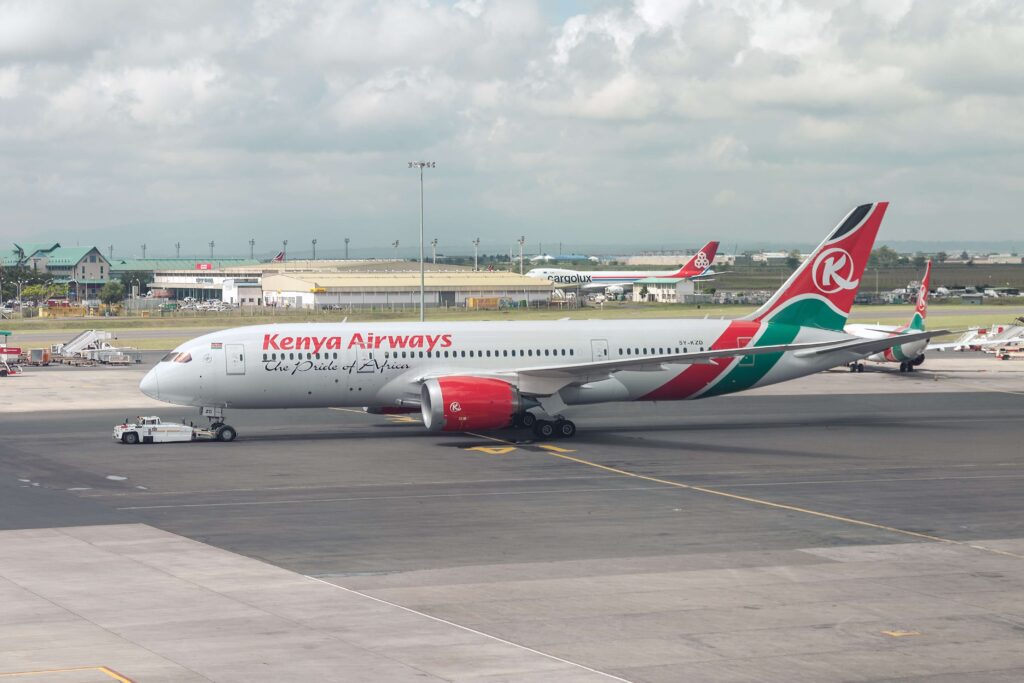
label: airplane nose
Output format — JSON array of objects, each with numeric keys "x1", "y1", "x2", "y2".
[{"x1": 140, "y1": 367, "x2": 160, "y2": 399}]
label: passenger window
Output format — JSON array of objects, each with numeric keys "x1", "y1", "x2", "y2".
[
  {"x1": 486, "y1": 350, "x2": 491, "y2": 357},
  {"x1": 544, "y1": 349, "x2": 549, "y2": 356},
  {"x1": 570, "y1": 349, "x2": 574, "y2": 356},
  {"x1": 626, "y1": 348, "x2": 631, "y2": 355},
  {"x1": 469, "y1": 350, "x2": 474, "y2": 357},
  {"x1": 528, "y1": 349, "x2": 533, "y2": 356},
  {"x1": 503, "y1": 350, "x2": 508, "y2": 357},
  {"x1": 560, "y1": 349, "x2": 566, "y2": 356}
]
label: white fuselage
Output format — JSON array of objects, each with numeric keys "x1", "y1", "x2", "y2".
[
  {"x1": 844, "y1": 323, "x2": 927, "y2": 363},
  {"x1": 525, "y1": 268, "x2": 695, "y2": 290},
  {"x1": 142, "y1": 320, "x2": 864, "y2": 412}
]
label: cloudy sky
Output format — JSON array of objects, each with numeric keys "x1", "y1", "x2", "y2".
[{"x1": 1, "y1": 0, "x2": 1022, "y2": 258}]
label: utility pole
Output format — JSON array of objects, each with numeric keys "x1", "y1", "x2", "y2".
[
  {"x1": 175, "y1": 242, "x2": 181, "y2": 258},
  {"x1": 312, "y1": 238, "x2": 317, "y2": 261},
  {"x1": 282, "y1": 240, "x2": 288, "y2": 261},
  {"x1": 473, "y1": 238, "x2": 480, "y2": 271},
  {"x1": 408, "y1": 160, "x2": 435, "y2": 322},
  {"x1": 208, "y1": 241, "x2": 215, "y2": 259},
  {"x1": 431, "y1": 238, "x2": 438, "y2": 265},
  {"x1": 518, "y1": 236, "x2": 525, "y2": 275},
  {"x1": 141, "y1": 243, "x2": 147, "y2": 259},
  {"x1": 248, "y1": 238, "x2": 254, "y2": 260},
  {"x1": 344, "y1": 237, "x2": 350, "y2": 260}
]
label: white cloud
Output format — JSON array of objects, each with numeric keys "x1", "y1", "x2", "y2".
[{"x1": 1, "y1": 0, "x2": 1023, "y2": 249}]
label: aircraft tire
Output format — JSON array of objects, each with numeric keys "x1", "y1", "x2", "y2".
[
  {"x1": 216, "y1": 425, "x2": 237, "y2": 442},
  {"x1": 520, "y1": 412, "x2": 537, "y2": 429},
  {"x1": 532, "y1": 420, "x2": 555, "y2": 440},
  {"x1": 856, "y1": 363, "x2": 865, "y2": 372},
  {"x1": 554, "y1": 419, "x2": 576, "y2": 439}
]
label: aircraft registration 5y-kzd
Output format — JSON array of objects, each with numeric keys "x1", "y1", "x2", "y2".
[{"x1": 139, "y1": 202, "x2": 932, "y2": 440}]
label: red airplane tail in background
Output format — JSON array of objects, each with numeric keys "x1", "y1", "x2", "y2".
[{"x1": 669, "y1": 240, "x2": 719, "y2": 278}]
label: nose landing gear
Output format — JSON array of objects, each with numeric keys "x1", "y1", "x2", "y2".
[{"x1": 202, "y1": 407, "x2": 238, "y2": 442}]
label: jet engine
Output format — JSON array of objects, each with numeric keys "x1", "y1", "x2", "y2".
[{"x1": 420, "y1": 377, "x2": 528, "y2": 432}]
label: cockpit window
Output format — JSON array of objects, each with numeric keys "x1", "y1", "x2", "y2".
[
  {"x1": 173, "y1": 352, "x2": 192, "y2": 363},
  {"x1": 161, "y1": 351, "x2": 180, "y2": 362}
]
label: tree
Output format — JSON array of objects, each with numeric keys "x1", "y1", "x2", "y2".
[
  {"x1": 785, "y1": 249, "x2": 802, "y2": 270},
  {"x1": 912, "y1": 255, "x2": 927, "y2": 268},
  {"x1": 99, "y1": 281, "x2": 126, "y2": 305},
  {"x1": 868, "y1": 245, "x2": 901, "y2": 268},
  {"x1": 936, "y1": 251, "x2": 948, "y2": 263}
]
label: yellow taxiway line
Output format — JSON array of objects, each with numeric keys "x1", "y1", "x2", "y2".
[
  {"x1": 0, "y1": 667, "x2": 133, "y2": 682},
  {"x1": 466, "y1": 432, "x2": 1024, "y2": 560}
]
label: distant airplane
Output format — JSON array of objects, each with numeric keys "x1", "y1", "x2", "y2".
[
  {"x1": 525, "y1": 241, "x2": 720, "y2": 293},
  {"x1": 845, "y1": 260, "x2": 946, "y2": 372},
  {"x1": 271, "y1": 251, "x2": 285, "y2": 262},
  {"x1": 139, "y1": 204, "x2": 932, "y2": 441}
]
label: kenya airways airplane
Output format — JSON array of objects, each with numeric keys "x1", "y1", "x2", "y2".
[
  {"x1": 845, "y1": 260, "x2": 934, "y2": 373},
  {"x1": 525, "y1": 241, "x2": 720, "y2": 293},
  {"x1": 140, "y1": 203, "x2": 934, "y2": 441}
]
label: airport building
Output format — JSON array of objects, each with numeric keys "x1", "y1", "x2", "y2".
[
  {"x1": 262, "y1": 271, "x2": 552, "y2": 309},
  {"x1": 631, "y1": 277, "x2": 710, "y2": 304}
]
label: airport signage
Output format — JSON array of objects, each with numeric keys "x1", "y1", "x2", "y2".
[{"x1": 196, "y1": 263, "x2": 213, "y2": 270}]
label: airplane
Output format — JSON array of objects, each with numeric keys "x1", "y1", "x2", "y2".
[
  {"x1": 525, "y1": 241, "x2": 721, "y2": 293},
  {"x1": 139, "y1": 202, "x2": 935, "y2": 441},
  {"x1": 844, "y1": 260, "x2": 933, "y2": 373}
]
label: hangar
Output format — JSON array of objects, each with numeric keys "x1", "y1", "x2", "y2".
[{"x1": 261, "y1": 271, "x2": 553, "y2": 309}]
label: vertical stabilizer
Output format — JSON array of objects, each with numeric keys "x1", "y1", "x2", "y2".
[
  {"x1": 670, "y1": 241, "x2": 719, "y2": 278},
  {"x1": 743, "y1": 202, "x2": 888, "y2": 331}
]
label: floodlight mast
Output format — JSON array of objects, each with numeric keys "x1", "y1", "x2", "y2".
[{"x1": 408, "y1": 161, "x2": 435, "y2": 321}]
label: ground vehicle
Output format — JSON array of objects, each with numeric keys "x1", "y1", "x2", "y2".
[
  {"x1": 114, "y1": 416, "x2": 237, "y2": 444},
  {"x1": 0, "y1": 341, "x2": 22, "y2": 377}
]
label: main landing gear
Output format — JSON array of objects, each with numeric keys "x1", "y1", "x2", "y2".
[
  {"x1": 203, "y1": 407, "x2": 238, "y2": 442},
  {"x1": 848, "y1": 362, "x2": 865, "y2": 372},
  {"x1": 513, "y1": 412, "x2": 576, "y2": 440},
  {"x1": 898, "y1": 361, "x2": 915, "y2": 373}
]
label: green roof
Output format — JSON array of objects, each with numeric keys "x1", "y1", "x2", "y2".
[
  {"x1": 45, "y1": 246, "x2": 103, "y2": 266},
  {"x1": 53, "y1": 278, "x2": 106, "y2": 285},
  {"x1": 111, "y1": 258, "x2": 260, "y2": 271},
  {"x1": 13, "y1": 242, "x2": 61, "y2": 258}
]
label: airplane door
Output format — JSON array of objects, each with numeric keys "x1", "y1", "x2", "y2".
[
  {"x1": 591, "y1": 339, "x2": 609, "y2": 361},
  {"x1": 225, "y1": 344, "x2": 246, "y2": 375}
]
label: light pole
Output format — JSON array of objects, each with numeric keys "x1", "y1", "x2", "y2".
[
  {"x1": 175, "y1": 242, "x2": 181, "y2": 258},
  {"x1": 392, "y1": 240, "x2": 400, "y2": 260},
  {"x1": 431, "y1": 238, "x2": 438, "y2": 265},
  {"x1": 108, "y1": 245, "x2": 113, "y2": 261},
  {"x1": 312, "y1": 238, "x2": 317, "y2": 261},
  {"x1": 344, "y1": 237, "x2": 350, "y2": 260},
  {"x1": 208, "y1": 241, "x2": 215, "y2": 259},
  {"x1": 408, "y1": 160, "x2": 435, "y2": 322},
  {"x1": 473, "y1": 238, "x2": 480, "y2": 271},
  {"x1": 518, "y1": 236, "x2": 525, "y2": 275},
  {"x1": 249, "y1": 238, "x2": 255, "y2": 260},
  {"x1": 141, "y1": 243, "x2": 147, "y2": 259},
  {"x1": 282, "y1": 240, "x2": 288, "y2": 261}
]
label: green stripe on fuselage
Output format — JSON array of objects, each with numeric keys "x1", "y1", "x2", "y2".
[{"x1": 700, "y1": 321, "x2": 800, "y2": 398}]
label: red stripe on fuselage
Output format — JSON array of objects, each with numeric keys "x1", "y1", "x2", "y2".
[{"x1": 641, "y1": 321, "x2": 762, "y2": 400}]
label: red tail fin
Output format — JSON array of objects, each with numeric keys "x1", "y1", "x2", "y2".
[
  {"x1": 670, "y1": 241, "x2": 719, "y2": 278},
  {"x1": 744, "y1": 202, "x2": 888, "y2": 331}
]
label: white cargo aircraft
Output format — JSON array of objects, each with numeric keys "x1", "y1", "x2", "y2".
[
  {"x1": 140, "y1": 203, "x2": 938, "y2": 441},
  {"x1": 525, "y1": 241, "x2": 720, "y2": 292}
]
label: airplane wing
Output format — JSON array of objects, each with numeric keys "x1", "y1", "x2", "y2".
[
  {"x1": 929, "y1": 335, "x2": 1024, "y2": 351},
  {"x1": 793, "y1": 329, "x2": 947, "y2": 358}
]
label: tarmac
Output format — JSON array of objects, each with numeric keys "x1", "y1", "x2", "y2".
[{"x1": 1, "y1": 356, "x2": 1023, "y2": 681}]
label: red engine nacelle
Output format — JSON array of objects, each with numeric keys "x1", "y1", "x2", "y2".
[{"x1": 420, "y1": 377, "x2": 523, "y2": 432}]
